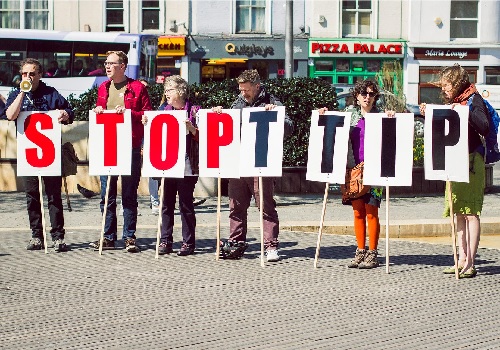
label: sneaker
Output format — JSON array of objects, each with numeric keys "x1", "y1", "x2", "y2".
[
  {"x1": 266, "y1": 249, "x2": 280, "y2": 262},
  {"x1": 53, "y1": 239, "x2": 68, "y2": 252},
  {"x1": 89, "y1": 238, "x2": 115, "y2": 250},
  {"x1": 347, "y1": 248, "x2": 366, "y2": 268},
  {"x1": 125, "y1": 238, "x2": 140, "y2": 253},
  {"x1": 151, "y1": 205, "x2": 159, "y2": 215},
  {"x1": 77, "y1": 184, "x2": 98, "y2": 198},
  {"x1": 358, "y1": 249, "x2": 380, "y2": 269},
  {"x1": 26, "y1": 237, "x2": 44, "y2": 250},
  {"x1": 158, "y1": 241, "x2": 173, "y2": 255},
  {"x1": 193, "y1": 198, "x2": 207, "y2": 206},
  {"x1": 177, "y1": 243, "x2": 195, "y2": 256},
  {"x1": 219, "y1": 240, "x2": 248, "y2": 260}
]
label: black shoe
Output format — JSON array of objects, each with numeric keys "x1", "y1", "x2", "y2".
[
  {"x1": 219, "y1": 240, "x2": 248, "y2": 259},
  {"x1": 158, "y1": 241, "x2": 173, "y2": 255},
  {"x1": 77, "y1": 184, "x2": 98, "y2": 198},
  {"x1": 53, "y1": 239, "x2": 68, "y2": 252},
  {"x1": 26, "y1": 237, "x2": 44, "y2": 250},
  {"x1": 177, "y1": 243, "x2": 195, "y2": 256},
  {"x1": 193, "y1": 198, "x2": 207, "y2": 206},
  {"x1": 125, "y1": 238, "x2": 140, "y2": 253},
  {"x1": 89, "y1": 238, "x2": 115, "y2": 250}
]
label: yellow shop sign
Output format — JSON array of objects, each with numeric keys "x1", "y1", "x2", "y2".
[{"x1": 158, "y1": 36, "x2": 185, "y2": 57}]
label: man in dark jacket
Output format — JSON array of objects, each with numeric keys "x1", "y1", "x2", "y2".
[
  {"x1": 6, "y1": 58, "x2": 74, "y2": 252},
  {"x1": 214, "y1": 69, "x2": 293, "y2": 262},
  {"x1": 88, "y1": 50, "x2": 152, "y2": 253}
]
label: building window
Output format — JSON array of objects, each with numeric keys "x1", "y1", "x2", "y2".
[
  {"x1": 106, "y1": 0, "x2": 125, "y2": 32},
  {"x1": 342, "y1": 0, "x2": 371, "y2": 37},
  {"x1": 486, "y1": 66, "x2": 500, "y2": 85},
  {"x1": 235, "y1": 0, "x2": 266, "y2": 33},
  {"x1": 0, "y1": 0, "x2": 49, "y2": 30},
  {"x1": 450, "y1": 0, "x2": 478, "y2": 39},
  {"x1": 141, "y1": 0, "x2": 160, "y2": 31}
]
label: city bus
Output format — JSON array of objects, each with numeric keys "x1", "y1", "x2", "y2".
[{"x1": 0, "y1": 29, "x2": 158, "y2": 98}]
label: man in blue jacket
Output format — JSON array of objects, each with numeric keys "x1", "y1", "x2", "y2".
[{"x1": 6, "y1": 58, "x2": 74, "y2": 252}]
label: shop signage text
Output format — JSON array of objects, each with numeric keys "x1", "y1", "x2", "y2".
[
  {"x1": 414, "y1": 47, "x2": 479, "y2": 61},
  {"x1": 158, "y1": 36, "x2": 185, "y2": 57},
  {"x1": 225, "y1": 43, "x2": 274, "y2": 57},
  {"x1": 310, "y1": 42, "x2": 403, "y2": 56}
]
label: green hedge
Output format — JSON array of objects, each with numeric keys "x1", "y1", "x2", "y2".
[{"x1": 67, "y1": 78, "x2": 338, "y2": 166}]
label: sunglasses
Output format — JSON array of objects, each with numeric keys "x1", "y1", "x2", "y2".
[
  {"x1": 360, "y1": 91, "x2": 376, "y2": 98},
  {"x1": 21, "y1": 72, "x2": 37, "y2": 77}
]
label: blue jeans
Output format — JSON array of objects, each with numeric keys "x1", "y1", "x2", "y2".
[
  {"x1": 99, "y1": 148, "x2": 142, "y2": 241},
  {"x1": 148, "y1": 177, "x2": 160, "y2": 207}
]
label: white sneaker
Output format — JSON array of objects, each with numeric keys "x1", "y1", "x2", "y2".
[
  {"x1": 266, "y1": 249, "x2": 280, "y2": 262},
  {"x1": 151, "y1": 205, "x2": 159, "y2": 215}
]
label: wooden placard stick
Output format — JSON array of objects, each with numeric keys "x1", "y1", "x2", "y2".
[
  {"x1": 385, "y1": 185, "x2": 390, "y2": 274},
  {"x1": 38, "y1": 176, "x2": 48, "y2": 254},
  {"x1": 314, "y1": 182, "x2": 329, "y2": 269},
  {"x1": 259, "y1": 176, "x2": 265, "y2": 267},
  {"x1": 215, "y1": 177, "x2": 222, "y2": 260},
  {"x1": 155, "y1": 177, "x2": 165, "y2": 259},
  {"x1": 446, "y1": 180, "x2": 460, "y2": 280},
  {"x1": 99, "y1": 175, "x2": 111, "y2": 255}
]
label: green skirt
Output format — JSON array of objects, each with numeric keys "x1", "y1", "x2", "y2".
[{"x1": 443, "y1": 152, "x2": 485, "y2": 217}]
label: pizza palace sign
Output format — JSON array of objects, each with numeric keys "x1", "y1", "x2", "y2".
[{"x1": 310, "y1": 41, "x2": 404, "y2": 57}]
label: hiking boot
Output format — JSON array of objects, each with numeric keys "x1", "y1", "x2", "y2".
[
  {"x1": 125, "y1": 238, "x2": 140, "y2": 253},
  {"x1": 219, "y1": 240, "x2": 248, "y2": 260},
  {"x1": 266, "y1": 249, "x2": 280, "y2": 262},
  {"x1": 53, "y1": 239, "x2": 68, "y2": 252},
  {"x1": 347, "y1": 248, "x2": 366, "y2": 268},
  {"x1": 158, "y1": 241, "x2": 173, "y2": 255},
  {"x1": 177, "y1": 243, "x2": 195, "y2": 256},
  {"x1": 358, "y1": 249, "x2": 379, "y2": 269},
  {"x1": 26, "y1": 237, "x2": 44, "y2": 250},
  {"x1": 89, "y1": 238, "x2": 115, "y2": 251}
]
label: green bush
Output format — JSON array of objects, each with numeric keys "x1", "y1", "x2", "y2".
[
  {"x1": 66, "y1": 78, "x2": 338, "y2": 166},
  {"x1": 413, "y1": 137, "x2": 424, "y2": 167}
]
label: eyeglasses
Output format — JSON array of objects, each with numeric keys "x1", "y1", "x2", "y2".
[
  {"x1": 21, "y1": 72, "x2": 37, "y2": 77},
  {"x1": 103, "y1": 61, "x2": 121, "y2": 66},
  {"x1": 164, "y1": 88, "x2": 177, "y2": 93},
  {"x1": 360, "y1": 91, "x2": 376, "y2": 98}
]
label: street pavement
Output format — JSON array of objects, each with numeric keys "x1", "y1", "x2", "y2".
[{"x1": 1, "y1": 165, "x2": 500, "y2": 349}]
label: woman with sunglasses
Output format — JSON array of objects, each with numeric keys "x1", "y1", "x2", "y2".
[
  {"x1": 319, "y1": 79, "x2": 388, "y2": 269},
  {"x1": 142, "y1": 75, "x2": 200, "y2": 256},
  {"x1": 420, "y1": 64, "x2": 489, "y2": 278}
]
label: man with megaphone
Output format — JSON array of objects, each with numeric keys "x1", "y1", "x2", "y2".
[{"x1": 5, "y1": 58, "x2": 74, "y2": 252}]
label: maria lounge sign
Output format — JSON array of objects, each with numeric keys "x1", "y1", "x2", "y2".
[{"x1": 414, "y1": 47, "x2": 479, "y2": 60}]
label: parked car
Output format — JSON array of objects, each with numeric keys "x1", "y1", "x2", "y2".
[{"x1": 335, "y1": 92, "x2": 425, "y2": 138}]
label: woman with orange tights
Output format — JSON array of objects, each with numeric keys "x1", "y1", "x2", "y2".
[{"x1": 319, "y1": 79, "x2": 392, "y2": 269}]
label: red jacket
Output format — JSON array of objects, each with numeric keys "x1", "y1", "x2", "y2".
[{"x1": 96, "y1": 78, "x2": 152, "y2": 148}]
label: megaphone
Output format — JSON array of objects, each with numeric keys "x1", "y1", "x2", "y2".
[{"x1": 20, "y1": 80, "x2": 32, "y2": 92}]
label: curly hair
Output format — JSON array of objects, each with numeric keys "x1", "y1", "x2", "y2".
[
  {"x1": 160, "y1": 75, "x2": 189, "y2": 105},
  {"x1": 350, "y1": 79, "x2": 380, "y2": 105},
  {"x1": 236, "y1": 69, "x2": 261, "y2": 84},
  {"x1": 437, "y1": 64, "x2": 470, "y2": 104}
]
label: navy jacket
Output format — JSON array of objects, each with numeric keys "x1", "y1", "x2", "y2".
[{"x1": 6, "y1": 81, "x2": 74, "y2": 124}]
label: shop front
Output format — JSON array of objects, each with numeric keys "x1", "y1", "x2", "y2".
[
  {"x1": 156, "y1": 35, "x2": 187, "y2": 83},
  {"x1": 187, "y1": 37, "x2": 308, "y2": 83},
  {"x1": 406, "y1": 45, "x2": 500, "y2": 108},
  {"x1": 308, "y1": 39, "x2": 406, "y2": 85}
]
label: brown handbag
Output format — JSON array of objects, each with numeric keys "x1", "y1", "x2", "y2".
[{"x1": 340, "y1": 161, "x2": 371, "y2": 199}]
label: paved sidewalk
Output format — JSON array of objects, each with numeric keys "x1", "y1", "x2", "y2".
[{"x1": 1, "y1": 189, "x2": 500, "y2": 349}]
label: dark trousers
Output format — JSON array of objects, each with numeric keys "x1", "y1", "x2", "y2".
[
  {"x1": 99, "y1": 148, "x2": 142, "y2": 241},
  {"x1": 228, "y1": 177, "x2": 279, "y2": 250},
  {"x1": 160, "y1": 176, "x2": 198, "y2": 247},
  {"x1": 25, "y1": 176, "x2": 65, "y2": 240}
]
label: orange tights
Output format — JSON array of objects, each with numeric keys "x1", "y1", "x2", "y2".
[{"x1": 351, "y1": 198, "x2": 380, "y2": 250}]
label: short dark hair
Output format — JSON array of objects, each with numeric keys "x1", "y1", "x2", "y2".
[
  {"x1": 106, "y1": 50, "x2": 128, "y2": 66},
  {"x1": 20, "y1": 58, "x2": 43, "y2": 74}
]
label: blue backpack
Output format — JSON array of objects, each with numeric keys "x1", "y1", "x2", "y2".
[{"x1": 467, "y1": 95, "x2": 500, "y2": 164}]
